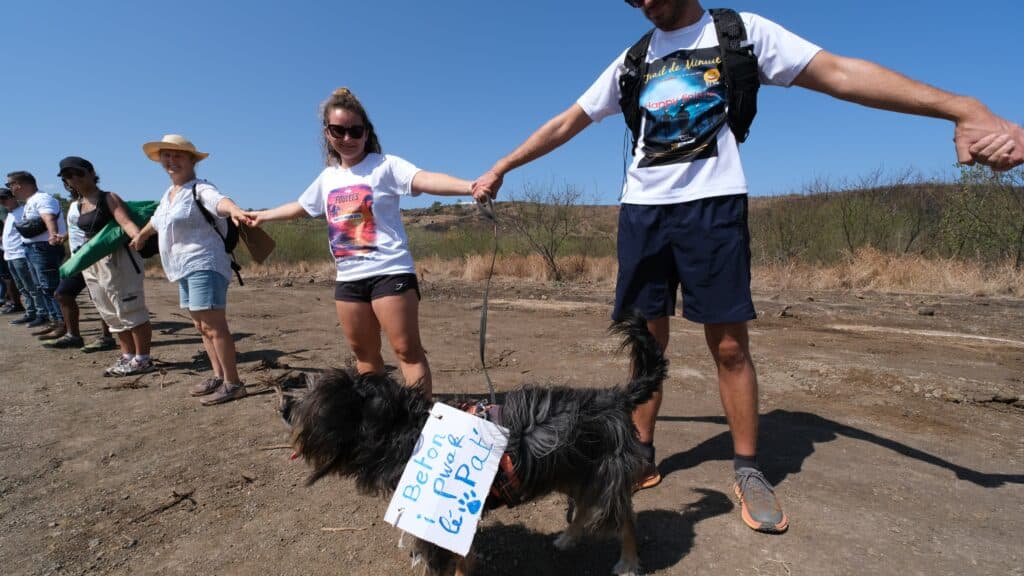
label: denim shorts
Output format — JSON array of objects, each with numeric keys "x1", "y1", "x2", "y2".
[
  {"x1": 178, "y1": 270, "x2": 229, "y2": 311},
  {"x1": 613, "y1": 194, "x2": 755, "y2": 324}
]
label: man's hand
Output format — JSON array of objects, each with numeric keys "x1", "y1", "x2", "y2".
[
  {"x1": 472, "y1": 169, "x2": 503, "y2": 201},
  {"x1": 954, "y1": 106, "x2": 1024, "y2": 172}
]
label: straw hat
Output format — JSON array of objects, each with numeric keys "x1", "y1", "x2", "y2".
[{"x1": 142, "y1": 134, "x2": 210, "y2": 162}]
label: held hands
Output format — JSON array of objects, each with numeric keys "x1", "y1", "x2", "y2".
[
  {"x1": 48, "y1": 233, "x2": 66, "y2": 246},
  {"x1": 240, "y1": 210, "x2": 268, "y2": 227},
  {"x1": 954, "y1": 104, "x2": 1024, "y2": 172},
  {"x1": 128, "y1": 231, "x2": 150, "y2": 252},
  {"x1": 471, "y1": 169, "x2": 503, "y2": 203},
  {"x1": 227, "y1": 206, "x2": 256, "y2": 228}
]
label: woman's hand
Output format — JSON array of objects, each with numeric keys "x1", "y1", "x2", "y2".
[
  {"x1": 228, "y1": 206, "x2": 256, "y2": 228},
  {"x1": 242, "y1": 210, "x2": 270, "y2": 227}
]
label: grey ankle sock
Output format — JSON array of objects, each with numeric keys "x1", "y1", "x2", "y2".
[{"x1": 733, "y1": 454, "x2": 758, "y2": 471}]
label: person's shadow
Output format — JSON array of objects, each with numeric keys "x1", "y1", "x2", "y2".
[
  {"x1": 657, "y1": 409, "x2": 1024, "y2": 488},
  {"x1": 471, "y1": 488, "x2": 732, "y2": 575}
]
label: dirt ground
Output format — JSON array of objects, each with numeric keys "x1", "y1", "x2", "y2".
[{"x1": 2, "y1": 276, "x2": 1022, "y2": 576}]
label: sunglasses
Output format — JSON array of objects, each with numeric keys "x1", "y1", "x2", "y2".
[
  {"x1": 59, "y1": 169, "x2": 85, "y2": 180},
  {"x1": 326, "y1": 124, "x2": 366, "y2": 139},
  {"x1": 624, "y1": 0, "x2": 643, "y2": 7}
]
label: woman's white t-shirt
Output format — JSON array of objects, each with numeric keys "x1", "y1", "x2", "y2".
[{"x1": 298, "y1": 153, "x2": 421, "y2": 282}]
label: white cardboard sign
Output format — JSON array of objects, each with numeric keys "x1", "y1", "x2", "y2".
[{"x1": 384, "y1": 402, "x2": 509, "y2": 556}]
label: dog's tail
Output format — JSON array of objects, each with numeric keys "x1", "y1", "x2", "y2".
[{"x1": 611, "y1": 311, "x2": 668, "y2": 407}]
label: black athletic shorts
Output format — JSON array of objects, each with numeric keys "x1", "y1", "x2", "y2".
[{"x1": 334, "y1": 273, "x2": 420, "y2": 303}]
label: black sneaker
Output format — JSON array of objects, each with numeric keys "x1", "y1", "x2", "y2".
[
  {"x1": 10, "y1": 314, "x2": 36, "y2": 325},
  {"x1": 26, "y1": 316, "x2": 50, "y2": 328}
]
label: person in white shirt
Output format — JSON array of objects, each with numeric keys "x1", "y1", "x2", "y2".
[
  {"x1": 471, "y1": 0, "x2": 1024, "y2": 535},
  {"x1": 0, "y1": 193, "x2": 23, "y2": 314},
  {"x1": 6, "y1": 171, "x2": 66, "y2": 333},
  {"x1": 132, "y1": 135, "x2": 253, "y2": 406},
  {"x1": 1, "y1": 188, "x2": 40, "y2": 323},
  {"x1": 248, "y1": 87, "x2": 488, "y2": 399}
]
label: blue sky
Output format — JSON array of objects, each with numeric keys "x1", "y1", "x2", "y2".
[{"x1": 3, "y1": 0, "x2": 1021, "y2": 209}]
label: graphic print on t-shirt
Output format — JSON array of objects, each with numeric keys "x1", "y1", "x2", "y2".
[
  {"x1": 326, "y1": 185, "x2": 378, "y2": 258},
  {"x1": 638, "y1": 46, "x2": 728, "y2": 168}
]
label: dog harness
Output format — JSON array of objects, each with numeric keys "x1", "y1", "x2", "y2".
[{"x1": 460, "y1": 401, "x2": 522, "y2": 509}]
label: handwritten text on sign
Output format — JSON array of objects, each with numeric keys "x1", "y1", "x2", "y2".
[{"x1": 384, "y1": 402, "x2": 508, "y2": 556}]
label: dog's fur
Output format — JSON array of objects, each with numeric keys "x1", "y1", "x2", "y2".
[{"x1": 282, "y1": 312, "x2": 667, "y2": 576}]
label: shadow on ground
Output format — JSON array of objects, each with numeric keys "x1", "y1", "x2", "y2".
[{"x1": 657, "y1": 409, "x2": 1024, "y2": 488}]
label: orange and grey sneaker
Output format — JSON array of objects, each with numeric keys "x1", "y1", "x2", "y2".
[
  {"x1": 734, "y1": 467, "x2": 788, "y2": 533},
  {"x1": 634, "y1": 443, "x2": 662, "y2": 491},
  {"x1": 635, "y1": 461, "x2": 662, "y2": 491}
]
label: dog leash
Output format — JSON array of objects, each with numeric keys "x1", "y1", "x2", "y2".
[{"x1": 477, "y1": 197, "x2": 498, "y2": 405}]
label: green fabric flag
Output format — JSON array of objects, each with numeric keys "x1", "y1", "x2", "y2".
[{"x1": 59, "y1": 200, "x2": 159, "y2": 278}]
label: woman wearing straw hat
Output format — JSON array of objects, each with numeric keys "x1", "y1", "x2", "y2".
[
  {"x1": 130, "y1": 134, "x2": 254, "y2": 406},
  {"x1": 247, "y1": 87, "x2": 488, "y2": 398}
]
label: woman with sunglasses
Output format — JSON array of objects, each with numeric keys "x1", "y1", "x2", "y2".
[
  {"x1": 248, "y1": 87, "x2": 487, "y2": 398},
  {"x1": 130, "y1": 134, "x2": 253, "y2": 406},
  {"x1": 57, "y1": 156, "x2": 155, "y2": 376},
  {"x1": 43, "y1": 171, "x2": 116, "y2": 351}
]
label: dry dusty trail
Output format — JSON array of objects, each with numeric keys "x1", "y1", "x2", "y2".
[{"x1": 2, "y1": 277, "x2": 1022, "y2": 575}]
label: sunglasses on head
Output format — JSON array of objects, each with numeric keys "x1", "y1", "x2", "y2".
[
  {"x1": 624, "y1": 0, "x2": 643, "y2": 7},
  {"x1": 326, "y1": 124, "x2": 366, "y2": 139}
]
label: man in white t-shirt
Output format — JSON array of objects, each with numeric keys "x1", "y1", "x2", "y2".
[
  {"x1": 7, "y1": 171, "x2": 67, "y2": 332},
  {"x1": 473, "y1": 0, "x2": 1024, "y2": 535}
]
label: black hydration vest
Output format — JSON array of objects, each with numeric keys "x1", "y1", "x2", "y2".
[{"x1": 618, "y1": 8, "x2": 760, "y2": 155}]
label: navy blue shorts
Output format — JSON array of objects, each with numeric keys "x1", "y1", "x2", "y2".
[
  {"x1": 613, "y1": 195, "x2": 755, "y2": 324},
  {"x1": 55, "y1": 272, "x2": 87, "y2": 298}
]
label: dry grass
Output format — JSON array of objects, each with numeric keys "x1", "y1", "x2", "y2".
[
  {"x1": 146, "y1": 248, "x2": 1024, "y2": 297},
  {"x1": 753, "y1": 247, "x2": 1024, "y2": 296}
]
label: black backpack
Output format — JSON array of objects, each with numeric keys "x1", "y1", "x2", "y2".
[
  {"x1": 191, "y1": 183, "x2": 243, "y2": 285},
  {"x1": 618, "y1": 8, "x2": 760, "y2": 155}
]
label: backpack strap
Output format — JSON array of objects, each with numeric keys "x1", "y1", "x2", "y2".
[
  {"x1": 709, "y1": 8, "x2": 760, "y2": 143},
  {"x1": 192, "y1": 183, "x2": 244, "y2": 286},
  {"x1": 618, "y1": 28, "x2": 654, "y2": 156}
]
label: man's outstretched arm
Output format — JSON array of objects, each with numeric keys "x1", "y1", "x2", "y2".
[
  {"x1": 793, "y1": 50, "x2": 1023, "y2": 171},
  {"x1": 473, "y1": 104, "x2": 593, "y2": 199}
]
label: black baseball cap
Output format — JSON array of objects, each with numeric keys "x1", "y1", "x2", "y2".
[
  {"x1": 0, "y1": 187, "x2": 13, "y2": 200},
  {"x1": 58, "y1": 156, "x2": 95, "y2": 176}
]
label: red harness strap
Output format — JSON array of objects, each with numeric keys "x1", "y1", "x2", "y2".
[{"x1": 458, "y1": 401, "x2": 522, "y2": 508}]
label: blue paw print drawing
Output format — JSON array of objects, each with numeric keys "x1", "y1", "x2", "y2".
[{"x1": 458, "y1": 490, "x2": 482, "y2": 515}]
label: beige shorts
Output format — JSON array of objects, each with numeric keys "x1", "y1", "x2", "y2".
[{"x1": 82, "y1": 247, "x2": 150, "y2": 332}]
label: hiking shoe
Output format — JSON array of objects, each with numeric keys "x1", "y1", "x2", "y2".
[
  {"x1": 10, "y1": 314, "x2": 36, "y2": 325},
  {"x1": 201, "y1": 382, "x2": 247, "y2": 406},
  {"x1": 103, "y1": 357, "x2": 133, "y2": 377},
  {"x1": 189, "y1": 377, "x2": 224, "y2": 397},
  {"x1": 43, "y1": 334, "x2": 85, "y2": 349},
  {"x1": 734, "y1": 467, "x2": 789, "y2": 534},
  {"x1": 81, "y1": 336, "x2": 117, "y2": 353},
  {"x1": 26, "y1": 316, "x2": 50, "y2": 328}
]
